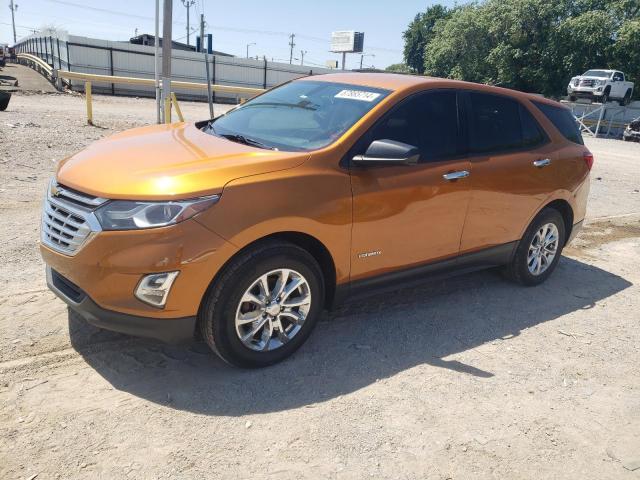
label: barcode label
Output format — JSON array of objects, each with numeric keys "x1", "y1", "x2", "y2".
[{"x1": 334, "y1": 90, "x2": 381, "y2": 102}]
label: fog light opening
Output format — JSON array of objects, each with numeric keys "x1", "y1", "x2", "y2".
[{"x1": 135, "y1": 271, "x2": 179, "y2": 308}]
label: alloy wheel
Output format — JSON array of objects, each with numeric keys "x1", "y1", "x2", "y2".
[
  {"x1": 234, "y1": 268, "x2": 312, "y2": 351},
  {"x1": 527, "y1": 223, "x2": 559, "y2": 276}
]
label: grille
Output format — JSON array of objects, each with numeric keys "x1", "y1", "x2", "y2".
[
  {"x1": 579, "y1": 79, "x2": 595, "y2": 87},
  {"x1": 41, "y1": 183, "x2": 106, "y2": 255}
]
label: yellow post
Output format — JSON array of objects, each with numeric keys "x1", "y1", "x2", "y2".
[
  {"x1": 170, "y1": 92, "x2": 184, "y2": 122},
  {"x1": 164, "y1": 96, "x2": 172, "y2": 124},
  {"x1": 85, "y1": 81, "x2": 93, "y2": 125}
]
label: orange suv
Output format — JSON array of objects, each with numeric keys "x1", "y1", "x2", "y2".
[{"x1": 41, "y1": 73, "x2": 591, "y2": 367}]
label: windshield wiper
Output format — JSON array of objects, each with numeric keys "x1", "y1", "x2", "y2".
[
  {"x1": 219, "y1": 133, "x2": 275, "y2": 150},
  {"x1": 245, "y1": 101, "x2": 317, "y2": 111}
]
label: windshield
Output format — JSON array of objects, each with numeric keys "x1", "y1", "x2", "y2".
[
  {"x1": 583, "y1": 70, "x2": 611, "y2": 78},
  {"x1": 204, "y1": 80, "x2": 390, "y2": 151}
]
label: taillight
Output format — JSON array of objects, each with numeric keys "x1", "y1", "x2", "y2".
[{"x1": 583, "y1": 152, "x2": 594, "y2": 170}]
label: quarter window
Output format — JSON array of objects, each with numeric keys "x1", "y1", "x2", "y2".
[{"x1": 532, "y1": 101, "x2": 584, "y2": 145}]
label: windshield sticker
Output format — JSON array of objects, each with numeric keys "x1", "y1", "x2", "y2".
[{"x1": 334, "y1": 89, "x2": 381, "y2": 102}]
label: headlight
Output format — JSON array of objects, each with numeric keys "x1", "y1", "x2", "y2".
[
  {"x1": 95, "y1": 195, "x2": 219, "y2": 230},
  {"x1": 596, "y1": 79, "x2": 606, "y2": 86}
]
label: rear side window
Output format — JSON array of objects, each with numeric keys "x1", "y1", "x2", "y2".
[
  {"x1": 468, "y1": 92, "x2": 523, "y2": 153},
  {"x1": 532, "y1": 101, "x2": 584, "y2": 145},
  {"x1": 519, "y1": 104, "x2": 547, "y2": 148}
]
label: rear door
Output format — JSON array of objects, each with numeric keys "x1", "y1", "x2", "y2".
[
  {"x1": 458, "y1": 91, "x2": 560, "y2": 253},
  {"x1": 349, "y1": 89, "x2": 472, "y2": 281}
]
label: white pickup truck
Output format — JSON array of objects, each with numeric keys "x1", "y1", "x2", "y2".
[{"x1": 567, "y1": 69, "x2": 634, "y2": 106}]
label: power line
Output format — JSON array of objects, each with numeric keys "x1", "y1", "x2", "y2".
[{"x1": 23, "y1": 1, "x2": 404, "y2": 55}]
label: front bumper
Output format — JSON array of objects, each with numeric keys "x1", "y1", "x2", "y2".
[
  {"x1": 40, "y1": 217, "x2": 238, "y2": 319},
  {"x1": 623, "y1": 129, "x2": 640, "y2": 141},
  {"x1": 568, "y1": 86, "x2": 604, "y2": 97},
  {"x1": 47, "y1": 267, "x2": 196, "y2": 343}
]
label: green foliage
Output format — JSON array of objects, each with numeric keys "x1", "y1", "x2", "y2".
[
  {"x1": 402, "y1": 5, "x2": 451, "y2": 74},
  {"x1": 402, "y1": 0, "x2": 640, "y2": 98},
  {"x1": 385, "y1": 63, "x2": 412, "y2": 74}
]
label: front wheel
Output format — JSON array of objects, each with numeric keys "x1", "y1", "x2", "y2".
[
  {"x1": 199, "y1": 241, "x2": 324, "y2": 368},
  {"x1": 503, "y1": 208, "x2": 566, "y2": 286}
]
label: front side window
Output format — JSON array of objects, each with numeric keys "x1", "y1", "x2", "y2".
[
  {"x1": 613, "y1": 72, "x2": 624, "y2": 81},
  {"x1": 204, "y1": 81, "x2": 390, "y2": 151},
  {"x1": 364, "y1": 90, "x2": 462, "y2": 162}
]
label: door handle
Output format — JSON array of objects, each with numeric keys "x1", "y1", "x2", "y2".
[
  {"x1": 533, "y1": 158, "x2": 551, "y2": 168},
  {"x1": 442, "y1": 170, "x2": 470, "y2": 181}
]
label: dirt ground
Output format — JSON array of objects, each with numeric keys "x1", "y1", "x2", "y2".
[{"x1": 1, "y1": 65, "x2": 639, "y2": 479}]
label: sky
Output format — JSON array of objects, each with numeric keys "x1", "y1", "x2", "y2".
[{"x1": 1, "y1": 0, "x2": 460, "y2": 69}]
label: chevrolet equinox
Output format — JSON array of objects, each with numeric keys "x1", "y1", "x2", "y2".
[{"x1": 41, "y1": 73, "x2": 591, "y2": 367}]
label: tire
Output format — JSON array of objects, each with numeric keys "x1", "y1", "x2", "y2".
[
  {"x1": 569, "y1": 95, "x2": 577, "y2": 102},
  {"x1": 600, "y1": 89, "x2": 610, "y2": 104},
  {"x1": 0, "y1": 94, "x2": 10, "y2": 111},
  {"x1": 620, "y1": 90, "x2": 631, "y2": 106},
  {"x1": 503, "y1": 208, "x2": 566, "y2": 286},
  {"x1": 199, "y1": 240, "x2": 324, "y2": 368}
]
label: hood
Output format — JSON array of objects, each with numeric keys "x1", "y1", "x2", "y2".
[
  {"x1": 575, "y1": 76, "x2": 608, "y2": 81},
  {"x1": 56, "y1": 123, "x2": 309, "y2": 200}
]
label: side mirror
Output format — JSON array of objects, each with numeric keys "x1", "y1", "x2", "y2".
[{"x1": 352, "y1": 139, "x2": 420, "y2": 167}]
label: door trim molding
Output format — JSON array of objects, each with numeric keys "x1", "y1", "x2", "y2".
[{"x1": 332, "y1": 241, "x2": 517, "y2": 306}]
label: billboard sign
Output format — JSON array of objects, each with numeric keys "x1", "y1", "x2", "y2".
[{"x1": 330, "y1": 31, "x2": 364, "y2": 53}]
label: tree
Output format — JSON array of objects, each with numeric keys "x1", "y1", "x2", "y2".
[
  {"x1": 423, "y1": 4, "x2": 493, "y2": 83},
  {"x1": 612, "y1": 20, "x2": 640, "y2": 91},
  {"x1": 385, "y1": 63, "x2": 412, "y2": 74},
  {"x1": 402, "y1": 5, "x2": 451, "y2": 74},
  {"x1": 556, "y1": 11, "x2": 616, "y2": 76},
  {"x1": 412, "y1": 0, "x2": 639, "y2": 98}
]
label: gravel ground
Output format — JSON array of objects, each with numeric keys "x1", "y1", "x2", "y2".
[{"x1": 1, "y1": 68, "x2": 639, "y2": 479}]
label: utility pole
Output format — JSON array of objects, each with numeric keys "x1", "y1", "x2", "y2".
[
  {"x1": 341, "y1": 52, "x2": 346, "y2": 70},
  {"x1": 300, "y1": 50, "x2": 307, "y2": 66},
  {"x1": 199, "y1": 13, "x2": 204, "y2": 52},
  {"x1": 246, "y1": 42, "x2": 255, "y2": 58},
  {"x1": 181, "y1": 0, "x2": 195, "y2": 46},
  {"x1": 9, "y1": 0, "x2": 18, "y2": 44},
  {"x1": 154, "y1": 0, "x2": 161, "y2": 123},
  {"x1": 288, "y1": 33, "x2": 295, "y2": 64},
  {"x1": 200, "y1": 13, "x2": 213, "y2": 118},
  {"x1": 161, "y1": 0, "x2": 173, "y2": 123},
  {"x1": 359, "y1": 53, "x2": 374, "y2": 70}
]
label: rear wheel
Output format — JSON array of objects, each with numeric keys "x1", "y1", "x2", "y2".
[
  {"x1": 620, "y1": 90, "x2": 632, "y2": 106},
  {"x1": 504, "y1": 208, "x2": 566, "y2": 286},
  {"x1": 199, "y1": 241, "x2": 324, "y2": 368},
  {"x1": 0, "y1": 93, "x2": 10, "y2": 111}
]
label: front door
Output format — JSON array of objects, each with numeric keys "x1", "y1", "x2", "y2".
[{"x1": 349, "y1": 90, "x2": 471, "y2": 282}]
